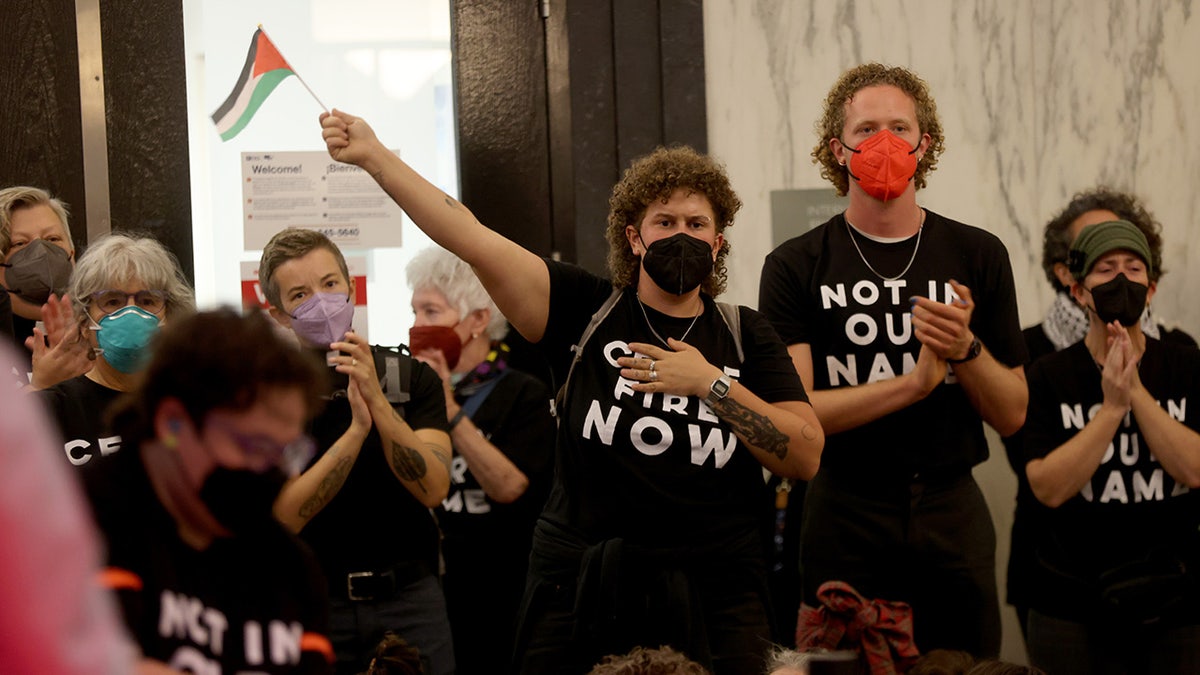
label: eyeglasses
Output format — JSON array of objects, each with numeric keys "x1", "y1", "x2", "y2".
[
  {"x1": 211, "y1": 423, "x2": 317, "y2": 476},
  {"x1": 89, "y1": 289, "x2": 167, "y2": 316}
]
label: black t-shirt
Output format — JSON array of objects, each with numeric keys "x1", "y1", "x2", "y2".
[
  {"x1": 38, "y1": 374, "x2": 124, "y2": 472},
  {"x1": 299, "y1": 348, "x2": 449, "y2": 577},
  {"x1": 89, "y1": 449, "x2": 332, "y2": 674},
  {"x1": 1023, "y1": 339, "x2": 1200, "y2": 619},
  {"x1": 538, "y1": 260, "x2": 808, "y2": 548},
  {"x1": 438, "y1": 366, "x2": 554, "y2": 565},
  {"x1": 759, "y1": 210, "x2": 1027, "y2": 479}
]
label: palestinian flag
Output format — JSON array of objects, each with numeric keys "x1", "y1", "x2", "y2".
[{"x1": 211, "y1": 28, "x2": 296, "y2": 141}]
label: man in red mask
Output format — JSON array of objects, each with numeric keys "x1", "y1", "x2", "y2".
[{"x1": 758, "y1": 63, "x2": 1029, "y2": 658}]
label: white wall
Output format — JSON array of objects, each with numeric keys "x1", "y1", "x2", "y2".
[{"x1": 703, "y1": 0, "x2": 1200, "y2": 663}]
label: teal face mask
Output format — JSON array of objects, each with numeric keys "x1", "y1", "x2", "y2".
[{"x1": 93, "y1": 306, "x2": 161, "y2": 373}]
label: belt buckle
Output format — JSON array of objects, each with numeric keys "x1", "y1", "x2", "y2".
[{"x1": 347, "y1": 571, "x2": 375, "y2": 601}]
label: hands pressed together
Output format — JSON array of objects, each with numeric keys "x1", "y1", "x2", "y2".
[
  {"x1": 1099, "y1": 321, "x2": 1142, "y2": 412},
  {"x1": 329, "y1": 331, "x2": 376, "y2": 435}
]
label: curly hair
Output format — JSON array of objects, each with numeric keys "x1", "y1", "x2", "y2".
[
  {"x1": 588, "y1": 646, "x2": 709, "y2": 675},
  {"x1": 1041, "y1": 187, "x2": 1164, "y2": 290},
  {"x1": 812, "y1": 63, "x2": 945, "y2": 196},
  {"x1": 605, "y1": 146, "x2": 741, "y2": 297}
]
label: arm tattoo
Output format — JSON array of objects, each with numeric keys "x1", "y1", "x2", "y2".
[
  {"x1": 371, "y1": 169, "x2": 384, "y2": 183},
  {"x1": 299, "y1": 454, "x2": 353, "y2": 519},
  {"x1": 714, "y1": 398, "x2": 791, "y2": 460},
  {"x1": 444, "y1": 195, "x2": 459, "y2": 209},
  {"x1": 390, "y1": 442, "x2": 428, "y2": 494},
  {"x1": 429, "y1": 444, "x2": 451, "y2": 473}
]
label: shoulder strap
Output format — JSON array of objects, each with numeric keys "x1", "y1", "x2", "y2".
[
  {"x1": 715, "y1": 301, "x2": 743, "y2": 363},
  {"x1": 460, "y1": 370, "x2": 508, "y2": 419},
  {"x1": 553, "y1": 288, "x2": 624, "y2": 417},
  {"x1": 374, "y1": 345, "x2": 412, "y2": 405}
]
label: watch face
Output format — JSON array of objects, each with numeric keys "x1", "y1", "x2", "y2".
[{"x1": 713, "y1": 379, "x2": 730, "y2": 396}]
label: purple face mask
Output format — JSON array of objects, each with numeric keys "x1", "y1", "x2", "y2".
[{"x1": 289, "y1": 292, "x2": 354, "y2": 347}]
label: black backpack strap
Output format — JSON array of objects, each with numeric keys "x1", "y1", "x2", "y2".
[
  {"x1": 554, "y1": 288, "x2": 624, "y2": 418},
  {"x1": 374, "y1": 345, "x2": 412, "y2": 406}
]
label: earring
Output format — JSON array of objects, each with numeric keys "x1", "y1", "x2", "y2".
[{"x1": 471, "y1": 332, "x2": 479, "y2": 340}]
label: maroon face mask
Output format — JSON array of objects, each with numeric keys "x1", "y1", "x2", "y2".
[{"x1": 408, "y1": 325, "x2": 463, "y2": 369}]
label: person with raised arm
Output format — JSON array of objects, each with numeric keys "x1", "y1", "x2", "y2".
[{"x1": 322, "y1": 110, "x2": 823, "y2": 674}]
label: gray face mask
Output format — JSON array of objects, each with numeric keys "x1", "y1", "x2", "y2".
[{"x1": 4, "y1": 239, "x2": 73, "y2": 304}]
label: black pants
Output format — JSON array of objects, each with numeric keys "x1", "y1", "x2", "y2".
[
  {"x1": 512, "y1": 520, "x2": 773, "y2": 675},
  {"x1": 800, "y1": 470, "x2": 1000, "y2": 657}
]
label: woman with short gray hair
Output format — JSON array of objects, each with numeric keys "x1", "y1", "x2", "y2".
[{"x1": 36, "y1": 233, "x2": 194, "y2": 476}]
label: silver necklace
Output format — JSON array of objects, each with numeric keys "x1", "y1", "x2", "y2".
[
  {"x1": 637, "y1": 293, "x2": 702, "y2": 347},
  {"x1": 844, "y1": 216, "x2": 923, "y2": 282}
]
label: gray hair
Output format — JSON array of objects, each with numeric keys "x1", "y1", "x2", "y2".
[
  {"x1": 0, "y1": 186, "x2": 72, "y2": 255},
  {"x1": 69, "y1": 233, "x2": 195, "y2": 321},
  {"x1": 405, "y1": 246, "x2": 508, "y2": 341},
  {"x1": 765, "y1": 647, "x2": 811, "y2": 674}
]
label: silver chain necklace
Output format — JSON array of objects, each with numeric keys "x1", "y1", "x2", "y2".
[
  {"x1": 844, "y1": 216, "x2": 923, "y2": 282},
  {"x1": 637, "y1": 293, "x2": 702, "y2": 347}
]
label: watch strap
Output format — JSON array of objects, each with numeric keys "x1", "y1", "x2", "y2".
[{"x1": 948, "y1": 337, "x2": 982, "y2": 364}]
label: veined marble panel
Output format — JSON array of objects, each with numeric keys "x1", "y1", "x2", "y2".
[{"x1": 706, "y1": 0, "x2": 1200, "y2": 339}]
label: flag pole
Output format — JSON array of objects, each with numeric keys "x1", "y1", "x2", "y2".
[{"x1": 258, "y1": 24, "x2": 329, "y2": 112}]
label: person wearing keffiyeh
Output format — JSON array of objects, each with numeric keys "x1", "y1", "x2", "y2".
[
  {"x1": 406, "y1": 246, "x2": 556, "y2": 675},
  {"x1": 1000, "y1": 188, "x2": 1196, "y2": 637}
]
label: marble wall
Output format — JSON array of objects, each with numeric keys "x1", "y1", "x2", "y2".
[
  {"x1": 705, "y1": 0, "x2": 1200, "y2": 334},
  {"x1": 704, "y1": 0, "x2": 1200, "y2": 662}
]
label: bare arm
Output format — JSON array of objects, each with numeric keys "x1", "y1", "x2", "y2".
[
  {"x1": 1125, "y1": 323, "x2": 1200, "y2": 487},
  {"x1": 1127, "y1": 384, "x2": 1200, "y2": 488},
  {"x1": 789, "y1": 342, "x2": 947, "y2": 435},
  {"x1": 273, "y1": 381, "x2": 371, "y2": 532},
  {"x1": 912, "y1": 280, "x2": 1027, "y2": 436},
  {"x1": 321, "y1": 110, "x2": 552, "y2": 342},
  {"x1": 331, "y1": 333, "x2": 451, "y2": 507},
  {"x1": 1027, "y1": 325, "x2": 1135, "y2": 507},
  {"x1": 1026, "y1": 405, "x2": 1125, "y2": 508},
  {"x1": 448, "y1": 412, "x2": 530, "y2": 503},
  {"x1": 621, "y1": 339, "x2": 824, "y2": 479}
]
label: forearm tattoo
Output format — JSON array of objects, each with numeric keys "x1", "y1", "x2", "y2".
[
  {"x1": 299, "y1": 454, "x2": 353, "y2": 519},
  {"x1": 444, "y1": 195, "x2": 459, "y2": 209},
  {"x1": 713, "y1": 398, "x2": 790, "y2": 460},
  {"x1": 390, "y1": 442, "x2": 428, "y2": 493},
  {"x1": 430, "y1": 445, "x2": 451, "y2": 473}
]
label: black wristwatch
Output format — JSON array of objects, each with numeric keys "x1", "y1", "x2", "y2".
[
  {"x1": 704, "y1": 374, "x2": 732, "y2": 407},
  {"x1": 948, "y1": 337, "x2": 982, "y2": 364}
]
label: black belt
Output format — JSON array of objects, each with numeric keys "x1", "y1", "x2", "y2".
[{"x1": 340, "y1": 560, "x2": 431, "y2": 602}]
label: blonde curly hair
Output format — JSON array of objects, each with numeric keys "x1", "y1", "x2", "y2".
[
  {"x1": 605, "y1": 146, "x2": 741, "y2": 297},
  {"x1": 812, "y1": 63, "x2": 945, "y2": 196}
]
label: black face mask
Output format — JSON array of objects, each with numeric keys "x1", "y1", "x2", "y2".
[
  {"x1": 640, "y1": 232, "x2": 714, "y2": 295},
  {"x1": 198, "y1": 466, "x2": 287, "y2": 535},
  {"x1": 3, "y1": 239, "x2": 72, "y2": 304},
  {"x1": 1087, "y1": 273, "x2": 1148, "y2": 327}
]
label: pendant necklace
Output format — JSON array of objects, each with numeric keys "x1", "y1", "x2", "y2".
[
  {"x1": 637, "y1": 293, "x2": 702, "y2": 348},
  {"x1": 844, "y1": 210, "x2": 925, "y2": 282}
]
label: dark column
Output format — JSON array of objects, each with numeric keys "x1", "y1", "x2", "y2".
[
  {"x1": 0, "y1": 0, "x2": 88, "y2": 252},
  {"x1": 100, "y1": 0, "x2": 194, "y2": 280}
]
